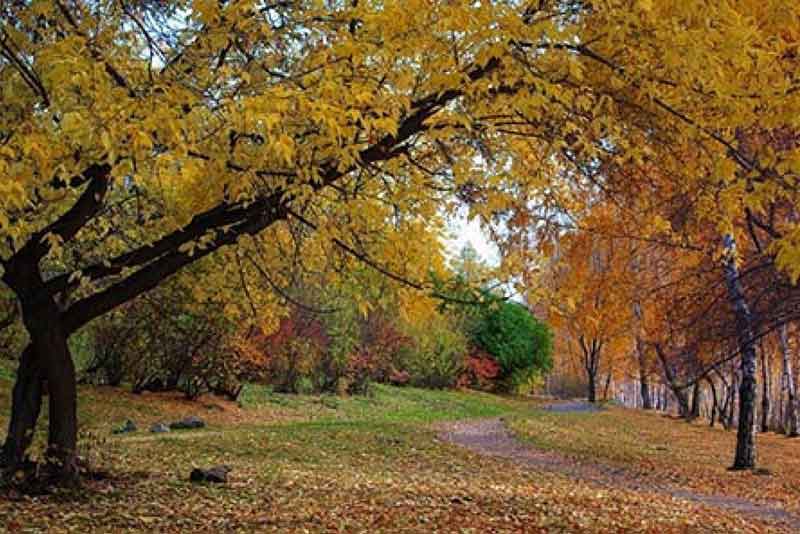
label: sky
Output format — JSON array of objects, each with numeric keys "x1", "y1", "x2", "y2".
[{"x1": 444, "y1": 212, "x2": 499, "y2": 267}]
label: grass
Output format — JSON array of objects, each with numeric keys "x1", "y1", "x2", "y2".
[{"x1": 0, "y1": 364, "x2": 794, "y2": 532}]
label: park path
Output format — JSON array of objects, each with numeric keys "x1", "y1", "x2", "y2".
[{"x1": 437, "y1": 403, "x2": 800, "y2": 532}]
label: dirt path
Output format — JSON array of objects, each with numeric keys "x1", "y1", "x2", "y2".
[{"x1": 437, "y1": 412, "x2": 800, "y2": 531}]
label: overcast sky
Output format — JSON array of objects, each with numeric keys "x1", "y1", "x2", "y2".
[{"x1": 444, "y1": 212, "x2": 499, "y2": 266}]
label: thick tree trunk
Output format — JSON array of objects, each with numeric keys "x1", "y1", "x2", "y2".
[
  {"x1": 639, "y1": 378, "x2": 651, "y2": 409},
  {"x1": 1, "y1": 344, "x2": 44, "y2": 468},
  {"x1": 779, "y1": 325, "x2": 799, "y2": 437},
  {"x1": 41, "y1": 332, "x2": 78, "y2": 476},
  {"x1": 2, "y1": 264, "x2": 79, "y2": 480},
  {"x1": 722, "y1": 235, "x2": 758, "y2": 470}
]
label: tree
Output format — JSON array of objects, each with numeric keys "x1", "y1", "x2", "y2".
[
  {"x1": 3, "y1": 0, "x2": 800, "y2": 479},
  {"x1": 545, "y1": 207, "x2": 635, "y2": 403},
  {"x1": 779, "y1": 325, "x2": 799, "y2": 437}
]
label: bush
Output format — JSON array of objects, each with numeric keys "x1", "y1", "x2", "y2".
[
  {"x1": 238, "y1": 308, "x2": 330, "y2": 394},
  {"x1": 457, "y1": 348, "x2": 501, "y2": 390},
  {"x1": 506, "y1": 366, "x2": 546, "y2": 396},
  {"x1": 399, "y1": 316, "x2": 468, "y2": 389},
  {"x1": 473, "y1": 301, "x2": 553, "y2": 382},
  {"x1": 82, "y1": 278, "x2": 239, "y2": 399}
]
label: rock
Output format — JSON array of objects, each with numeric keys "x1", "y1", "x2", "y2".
[
  {"x1": 170, "y1": 415, "x2": 205, "y2": 430},
  {"x1": 150, "y1": 423, "x2": 170, "y2": 433},
  {"x1": 190, "y1": 465, "x2": 231, "y2": 483},
  {"x1": 112, "y1": 419, "x2": 137, "y2": 434}
]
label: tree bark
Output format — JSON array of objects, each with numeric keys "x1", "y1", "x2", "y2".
[
  {"x1": 655, "y1": 344, "x2": 690, "y2": 418},
  {"x1": 631, "y1": 298, "x2": 652, "y2": 409},
  {"x1": 708, "y1": 377, "x2": 718, "y2": 427},
  {"x1": 602, "y1": 370, "x2": 612, "y2": 402},
  {"x1": 760, "y1": 343, "x2": 771, "y2": 433},
  {"x1": 726, "y1": 368, "x2": 738, "y2": 430},
  {"x1": 722, "y1": 235, "x2": 758, "y2": 470},
  {"x1": 1, "y1": 344, "x2": 44, "y2": 468},
  {"x1": 579, "y1": 336, "x2": 601, "y2": 403},
  {"x1": 2, "y1": 261, "x2": 79, "y2": 479},
  {"x1": 637, "y1": 339, "x2": 653, "y2": 409},
  {"x1": 779, "y1": 324, "x2": 799, "y2": 437},
  {"x1": 690, "y1": 380, "x2": 702, "y2": 420},
  {"x1": 587, "y1": 371, "x2": 597, "y2": 403},
  {"x1": 675, "y1": 387, "x2": 691, "y2": 418}
]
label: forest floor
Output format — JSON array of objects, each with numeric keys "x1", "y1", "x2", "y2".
[
  {"x1": 0, "y1": 378, "x2": 798, "y2": 532},
  {"x1": 439, "y1": 405, "x2": 800, "y2": 531}
]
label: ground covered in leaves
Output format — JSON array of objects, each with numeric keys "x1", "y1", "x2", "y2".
[
  {"x1": 510, "y1": 406, "x2": 800, "y2": 518},
  {"x1": 0, "y1": 379, "x2": 797, "y2": 532}
]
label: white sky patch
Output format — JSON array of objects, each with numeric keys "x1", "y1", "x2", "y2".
[{"x1": 444, "y1": 212, "x2": 499, "y2": 266}]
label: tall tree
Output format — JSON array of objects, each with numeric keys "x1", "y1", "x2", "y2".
[{"x1": 779, "y1": 325, "x2": 799, "y2": 437}]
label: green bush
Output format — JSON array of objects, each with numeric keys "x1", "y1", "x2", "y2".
[
  {"x1": 399, "y1": 316, "x2": 468, "y2": 389},
  {"x1": 474, "y1": 301, "x2": 553, "y2": 380}
]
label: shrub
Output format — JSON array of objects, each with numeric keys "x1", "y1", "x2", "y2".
[
  {"x1": 506, "y1": 366, "x2": 546, "y2": 396},
  {"x1": 82, "y1": 278, "x2": 240, "y2": 399},
  {"x1": 473, "y1": 301, "x2": 553, "y2": 383},
  {"x1": 399, "y1": 316, "x2": 468, "y2": 389},
  {"x1": 357, "y1": 313, "x2": 414, "y2": 384},
  {"x1": 457, "y1": 348, "x2": 501, "y2": 390},
  {"x1": 239, "y1": 308, "x2": 329, "y2": 394}
]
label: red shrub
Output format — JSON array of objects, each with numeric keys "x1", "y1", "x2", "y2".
[
  {"x1": 358, "y1": 313, "x2": 413, "y2": 383},
  {"x1": 457, "y1": 348, "x2": 501, "y2": 390}
]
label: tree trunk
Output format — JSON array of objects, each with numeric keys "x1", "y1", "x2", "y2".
[
  {"x1": 779, "y1": 324, "x2": 799, "y2": 437},
  {"x1": 655, "y1": 344, "x2": 690, "y2": 417},
  {"x1": 587, "y1": 371, "x2": 597, "y2": 403},
  {"x1": 602, "y1": 371, "x2": 612, "y2": 401},
  {"x1": 632, "y1": 300, "x2": 652, "y2": 409},
  {"x1": 2, "y1": 267, "x2": 79, "y2": 480},
  {"x1": 675, "y1": 387, "x2": 691, "y2": 418},
  {"x1": 690, "y1": 380, "x2": 702, "y2": 420},
  {"x1": 726, "y1": 369, "x2": 738, "y2": 430},
  {"x1": 579, "y1": 337, "x2": 602, "y2": 404},
  {"x1": 41, "y1": 332, "x2": 78, "y2": 476},
  {"x1": 1, "y1": 344, "x2": 44, "y2": 468},
  {"x1": 638, "y1": 350, "x2": 653, "y2": 409},
  {"x1": 708, "y1": 377, "x2": 718, "y2": 427},
  {"x1": 722, "y1": 235, "x2": 758, "y2": 470},
  {"x1": 760, "y1": 344, "x2": 771, "y2": 433}
]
